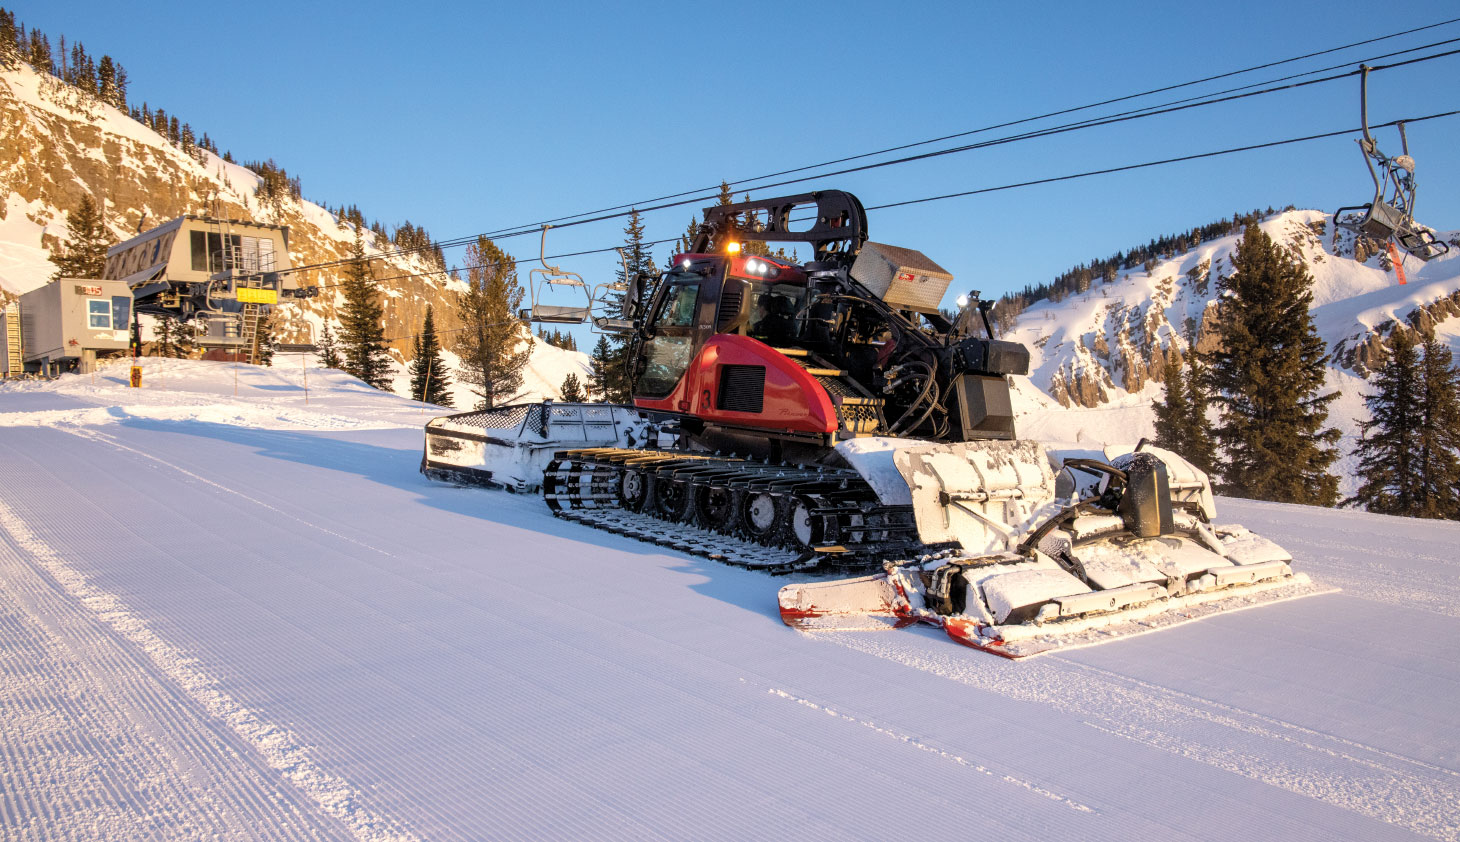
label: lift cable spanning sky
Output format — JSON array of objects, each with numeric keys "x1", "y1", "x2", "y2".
[
  {"x1": 272, "y1": 20, "x2": 1460, "y2": 278},
  {"x1": 291, "y1": 107, "x2": 1457, "y2": 299}
]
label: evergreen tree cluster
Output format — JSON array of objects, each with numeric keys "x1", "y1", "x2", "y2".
[
  {"x1": 0, "y1": 10, "x2": 234, "y2": 167},
  {"x1": 391, "y1": 221, "x2": 447, "y2": 270},
  {"x1": 1348, "y1": 332, "x2": 1460, "y2": 519},
  {"x1": 0, "y1": 9, "x2": 127, "y2": 111},
  {"x1": 996, "y1": 207, "x2": 1287, "y2": 324},
  {"x1": 1142, "y1": 223, "x2": 1348, "y2": 510},
  {"x1": 536, "y1": 327, "x2": 578, "y2": 351},
  {"x1": 153, "y1": 315, "x2": 195, "y2": 359},
  {"x1": 2, "y1": 9, "x2": 427, "y2": 259},
  {"x1": 243, "y1": 159, "x2": 304, "y2": 208}
]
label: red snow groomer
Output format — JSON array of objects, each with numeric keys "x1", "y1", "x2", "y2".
[{"x1": 423, "y1": 190, "x2": 1322, "y2": 657}]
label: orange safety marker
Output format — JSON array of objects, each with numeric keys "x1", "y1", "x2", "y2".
[{"x1": 1387, "y1": 241, "x2": 1408, "y2": 285}]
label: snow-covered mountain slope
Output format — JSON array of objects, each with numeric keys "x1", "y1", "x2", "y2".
[
  {"x1": 1, "y1": 359, "x2": 1457, "y2": 840},
  {"x1": 0, "y1": 61, "x2": 589, "y2": 402},
  {"x1": 1003, "y1": 210, "x2": 1460, "y2": 491}
]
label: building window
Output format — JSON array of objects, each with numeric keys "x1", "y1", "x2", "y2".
[
  {"x1": 87, "y1": 299, "x2": 111, "y2": 329},
  {"x1": 191, "y1": 231, "x2": 207, "y2": 271},
  {"x1": 111, "y1": 296, "x2": 131, "y2": 330}
]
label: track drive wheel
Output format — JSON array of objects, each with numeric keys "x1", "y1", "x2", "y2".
[
  {"x1": 617, "y1": 467, "x2": 649, "y2": 512},
  {"x1": 787, "y1": 494, "x2": 834, "y2": 550},
  {"x1": 693, "y1": 483, "x2": 741, "y2": 534},
  {"x1": 647, "y1": 473, "x2": 694, "y2": 522},
  {"x1": 741, "y1": 491, "x2": 790, "y2": 546}
]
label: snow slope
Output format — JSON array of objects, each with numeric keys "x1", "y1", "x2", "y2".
[
  {"x1": 1, "y1": 360, "x2": 1457, "y2": 841},
  {"x1": 1003, "y1": 210, "x2": 1460, "y2": 494}
]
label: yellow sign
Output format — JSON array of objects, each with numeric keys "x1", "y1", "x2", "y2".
[
  {"x1": 129, "y1": 366, "x2": 142, "y2": 387},
  {"x1": 236, "y1": 288, "x2": 278, "y2": 304}
]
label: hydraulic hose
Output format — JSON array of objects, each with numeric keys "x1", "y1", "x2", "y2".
[{"x1": 889, "y1": 361, "x2": 938, "y2": 435}]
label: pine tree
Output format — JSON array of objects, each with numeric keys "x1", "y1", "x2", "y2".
[
  {"x1": 1206, "y1": 223, "x2": 1340, "y2": 505},
  {"x1": 588, "y1": 334, "x2": 621, "y2": 402},
  {"x1": 1151, "y1": 354, "x2": 1191, "y2": 454},
  {"x1": 154, "y1": 315, "x2": 173, "y2": 358},
  {"x1": 97, "y1": 54, "x2": 116, "y2": 104},
  {"x1": 317, "y1": 323, "x2": 343, "y2": 369},
  {"x1": 1347, "y1": 332, "x2": 1424, "y2": 514},
  {"x1": 336, "y1": 230, "x2": 393, "y2": 389},
  {"x1": 49, "y1": 194, "x2": 110, "y2": 280},
  {"x1": 113, "y1": 63, "x2": 127, "y2": 110},
  {"x1": 408, "y1": 306, "x2": 453, "y2": 406},
  {"x1": 593, "y1": 210, "x2": 658, "y2": 403},
  {"x1": 1416, "y1": 333, "x2": 1460, "y2": 518},
  {"x1": 31, "y1": 30, "x2": 50, "y2": 73},
  {"x1": 454, "y1": 235, "x2": 530, "y2": 409},
  {"x1": 559, "y1": 372, "x2": 585, "y2": 402},
  {"x1": 1182, "y1": 354, "x2": 1218, "y2": 477},
  {"x1": 0, "y1": 10, "x2": 19, "y2": 67},
  {"x1": 619, "y1": 208, "x2": 658, "y2": 320},
  {"x1": 257, "y1": 311, "x2": 277, "y2": 367},
  {"x1": 28, "y1": 29, "x2": 50, "y2": 74},
  {"x1": 676, "y1": 214, "x2": 700, "y2": 256}
]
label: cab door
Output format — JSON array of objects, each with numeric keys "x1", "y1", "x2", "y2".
[{"x1": 634, "y1": 277, "x2": 707, "y2": 399}]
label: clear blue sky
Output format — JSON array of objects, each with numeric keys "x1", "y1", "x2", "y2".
[{"x1": 18, "y1": 0, "x2": 1460, "y2": 311}]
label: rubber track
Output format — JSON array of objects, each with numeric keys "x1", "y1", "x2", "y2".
[{"x1": 543, "y1": 448, "x2": 921, "y2": 574}]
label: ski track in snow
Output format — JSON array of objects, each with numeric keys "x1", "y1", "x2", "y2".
[
  {"x1": 805, "y1": 631, "x2": 1460, "y2": 841},
  {"x1": 3, "y1": 363, "x2": 1458, "y2": 840},
  {"x1": 60, "y1": 425, "x2": 402, "y2": 563},
  {"x1": 763, "y1": 685, "x2": 1096, "y2": 813},
  {"x1": 0, "y1": 489, "x2": 418, "y2": 842}
]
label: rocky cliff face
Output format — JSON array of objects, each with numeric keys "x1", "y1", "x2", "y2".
[
  {"x1": 1011, "y1": 212, "x2": 1460, "y2": 410},
  {"x1": 0, "y1": 63, "x2": 463, "y2": 364}
]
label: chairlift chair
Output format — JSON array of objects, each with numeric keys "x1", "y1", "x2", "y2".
[
  {"x1": 587, "y1": 247, "x2": 638, "y2": 334},
  {"x1": 1333, "y1": 66, "x2": 1449, "y2": 261},
  {"x1": 523, "y1": 225, "x2": 593, "y2": 324}
]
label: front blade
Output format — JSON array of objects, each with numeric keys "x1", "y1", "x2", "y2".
[{"x1": 778, "y1": 574, "x2": 908, "y2": 631}]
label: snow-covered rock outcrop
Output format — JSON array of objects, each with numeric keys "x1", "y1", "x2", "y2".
[{"x1": 0, "y1": 61, "x2": 588, "y2": 402}]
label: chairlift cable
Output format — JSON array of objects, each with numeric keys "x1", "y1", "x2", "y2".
[
  {"x1": 314, "y1": 108, "x2": 1458, "y2": 293},
  {"x1": 279, "y1": 40, "x2": 1460, "y2": 278},
  {"x1": 468, "y1": 17, "x2": 1460, "y2": 237}
]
